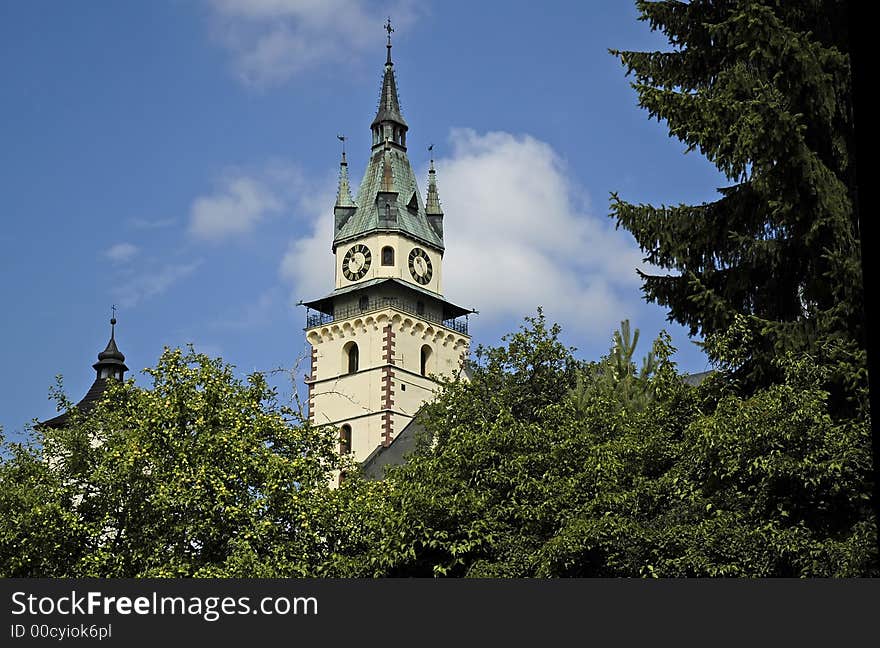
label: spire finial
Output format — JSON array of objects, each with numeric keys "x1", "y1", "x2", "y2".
[
  {"x1": 110, "y1": 304, "x2": 117, "y2": 338},
  {"x1": 337, "y1": 133, "x2": 347, "y2": 163},
  {"x1": 385, "y1": 17, "x2": 394, "y2": 65},
  {"x1": 428, "y1": 143, "x2": 435, "y2": 171}
]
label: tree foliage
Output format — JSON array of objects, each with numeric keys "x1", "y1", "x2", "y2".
[
  {"x1": 609, "y1": 1, "x2": 863, "y2": 399},
  {"x1": 0, "y1": 347, "x2": 373, "y2": 577},
  {"x1": 356, "y1": 313, "x2": 875, "y2": 577}
]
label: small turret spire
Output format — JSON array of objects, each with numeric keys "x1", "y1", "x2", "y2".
[
  {"x1": 425, "y1": 145, "x2": 443, "y2": 216},
  {"x1": 94, "y1": 308, "x2": 128, "y2": 381},
  {"x1": 335, "y1": 135, "x2": 355, "y2": 208}
]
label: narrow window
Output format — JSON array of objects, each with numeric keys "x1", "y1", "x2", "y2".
[
  {"x1": 344, "y1": 341, "x2": 359, "y2": 374},
  {"x1": 382, "y1": 246, "x2": 394, "y2": 266},
  {"x1": 359, "y1": 296, "x2": 369, "y2": 311},
  {"x1": 417, "y1": 301, "x2": 425, "y2": 315},
  {"x1": 420, "y1": 345, "x2": 433, "y2": 376},
  {"x1": 340, "y1": 424, "x2": 352, "y2": 455}
]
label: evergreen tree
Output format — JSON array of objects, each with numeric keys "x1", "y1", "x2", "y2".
[{"x1": 609, "y1": 1, "x2": 863, "y2": 397}]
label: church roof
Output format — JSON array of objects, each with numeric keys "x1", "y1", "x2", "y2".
[
  {"x1": 40, "y1": 315, "x2": 128, "y2": 429},
  {"x1": 334, "y1": 147, "x2": 443, "y2": 250},
  {"x1": 40, "y1": 378, "x2": 112, "y2": 429}
]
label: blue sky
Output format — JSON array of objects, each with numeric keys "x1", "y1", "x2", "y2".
[{"x1": 1, "y1": 1, "x2": 727, "y2": 441}]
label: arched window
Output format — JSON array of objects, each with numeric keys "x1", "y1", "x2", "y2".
[
  {"x1": 343, "y1": 341, "x2": 359, "y2": 374},
  {"x1": 340, "y1": 424, "x2": 352, "y2": 455},
  {"x1": 420, "y1": 345, "x2": 433, "y2": 377},
  {"x1": 382, "y1": 246, "x2": 394, "y2": 266}
]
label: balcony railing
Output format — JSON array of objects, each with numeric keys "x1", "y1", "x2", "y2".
[{"x1": 305, "y1": 296, "x2": 468, "y2": 334}]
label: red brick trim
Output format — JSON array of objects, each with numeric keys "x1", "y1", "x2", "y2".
[
  {"x1": 381, "y1": 324, "x2": 396, "y2": 446},
  {"x1": 381, "y1": 324, "x2": 395, "y2": 365}
]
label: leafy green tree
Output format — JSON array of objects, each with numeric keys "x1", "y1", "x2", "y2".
[
  {"x1": 358, "y1": 314, "x2": 876, "y2": 577},
  {"x1": 609, "y1": 1, "x2": 864, "y2": 398},
  {"x1": 0, "y1": 347, "x2": 365, "y2": 577}
]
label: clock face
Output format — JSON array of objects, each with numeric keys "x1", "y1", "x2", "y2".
[
  {"x1": 342, "y1": 244, "x2": 372, "y2": 281},
  {"x1": 408, "y1": 247, "x2": 433, "y2": 285}
]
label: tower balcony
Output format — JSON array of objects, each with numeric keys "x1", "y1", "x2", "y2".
[{"x1": 305, "y1": 296, "x2": 469, "y2": 335}]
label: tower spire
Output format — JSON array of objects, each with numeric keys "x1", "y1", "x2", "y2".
[
  {"x1": 425, "y1": 145, "x2": 444, "y2": 239},
  {"x1": 425, "y1": 145, "x2": 443, "y2": 216},
  {"x1": 371, "y1": 18, "x2": 407, "y2": 148}
]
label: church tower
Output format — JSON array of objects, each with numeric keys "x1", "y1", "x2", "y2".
[
  {"x1": 41, "y1": 313, "x2": 129, "y2": 428},
  {"x1": 301, "y1": 22, "x2": 473, "y2": 464}
]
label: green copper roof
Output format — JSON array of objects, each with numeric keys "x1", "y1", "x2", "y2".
[
  {"x1": 335, "y1": 153, "x2": 355, "y2": 208},
  {"x1": 334, "y1": 144, "x2": 444, "y2": 250},
  {"x1": 425, "y1": 159, "x2": 443, "y2": 215},
  {"x1": 333, "y1": 38, "x2": 443, "y2": 251}
]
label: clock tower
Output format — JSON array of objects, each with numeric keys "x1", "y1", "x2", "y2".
[{"x1": 301, "y1": 22, "x2": 473, "y2": 465}]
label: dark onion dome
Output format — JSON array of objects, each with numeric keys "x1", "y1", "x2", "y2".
[{"x1": 39, "y1": 316, "x2": 128, "y2": 429}]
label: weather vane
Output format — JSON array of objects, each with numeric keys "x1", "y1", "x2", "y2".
[
  {"x1": 385, "y1": 17, "x2": 394, "y2": 41},
  {"x1": 111, "y1": 304, "x2": 117, "y2": 321},
  {"x1": 337, "y1": 134, "x2": 346, "y2": 156}
]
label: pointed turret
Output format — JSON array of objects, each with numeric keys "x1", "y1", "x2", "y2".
[
  {"x1": 334, "y1": 138, "x2": 357, "y2": 232},
  {"x1": 425, "y1": 150, "x2": 444, "y2": 239},
  {"x1": 93, "y1": 315, "x2": 128, "y2": 381},
  {"x1": 371, "y1": 18, "x2": 408, "y2": 149}
]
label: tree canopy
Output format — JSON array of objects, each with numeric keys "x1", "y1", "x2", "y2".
[
  {"x1": 346, "y1": 314, "x2": 875, "y2": 577},
  {"x1": 609, "y1": 0, "x2": 863, "y2": 400},
  {"x1": 0, "y1": 347, "x2": 359, "y2": 577}
]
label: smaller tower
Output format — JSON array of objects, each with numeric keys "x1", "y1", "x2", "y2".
[
  {"x1": 334, "y1": 136, "x2": 356, "y2": 233},
  {"x1": 40, "y1": 312, "x2": 129, "y2": 428},
  {"x1": 425, "y1": 148, "x2": 444, "y2": 239}
]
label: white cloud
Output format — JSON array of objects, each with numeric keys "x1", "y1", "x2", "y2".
[
  {"x1": 278, "y1": 128, "x2": 650, "y2": 338},
  {"x1": 436, "y1": 128, "x2": 647, "y2": 336},
  {"x1": 105, "y1": 243, "x2": 139, "y2": 263},
  {"x1": 206, "y1": 0, "x2": 417, "y2": 86},
  {"x1": 189, "y1": 175, "x2": 282, "y2": 241},
  {"x1": 279, "y1": 183, "x2": 337, "y2": 300},
  {"x1": 113, "y1": 261, "x2": 203, "y2": 308}
]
